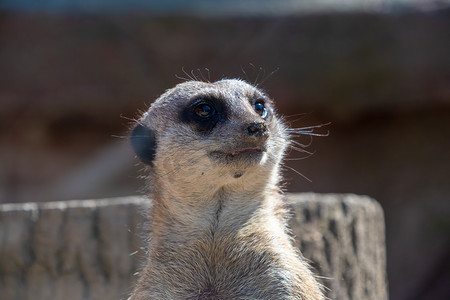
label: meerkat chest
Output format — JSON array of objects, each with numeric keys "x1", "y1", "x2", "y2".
[{"x1": 148, "y1": 230, "x2": 296, "y2": 299}]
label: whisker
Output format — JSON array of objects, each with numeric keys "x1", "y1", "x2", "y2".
[
  {"x1": 290, "y1": 131, "x2": 330, "y2": 137},
  {"x1": 259, "y1": 66, "x2": 279, "y2": 86},
  {"x1": 190, "y1": 69, "x2": 199, "y2": 81},
  {"x1": 290, "y1": 136, "x2": 313, "y2": 148},
  {"x1": 205, "y1": 68, "x2": 211, "y2": 82},
  {"x1": 194, "y1": 69, "x2": 208, "y2": 82},
  {"x1": 283, "y1": 164, "x2": 312, "y2": 183},
  {"x1": 283, "y1": 112, "x2": 312, "y2": 120},
  {"x1": 241, "y1": 65, "x2": 249, "y2": 82},
  {"x1": 289, "y1": 122, "x2": 331, "y2": 131},
  {"x1": 287, "y1": 121, "x2": 330, "y2": 138},
  {"x1": 181, "y1": 67, "x2": 195, "y2": 81},
  {"x1": 120, "y1": 114, "x2": 143, "y2": 126},
  {"x1": 284, "y1": 156, "x2": 312, "y2": 161},
  {"x1": 195, "y1": 69, "x2": 203, "y2": 82},
  {"x1": 288, "y1": 145, "x2": 315, "y2": 156},
  {"x1": 254, "y1": 66, "x2": 264, "y2": 86},
  {"x1": 175, "y1": 73, "x2": 191, "y2": 81},
  {"x1": 285, "y1": 117, "x2": 311, "y2": 125},
  {"x1": 250, "y1": 64, "x2": 259, "y2": 86}
]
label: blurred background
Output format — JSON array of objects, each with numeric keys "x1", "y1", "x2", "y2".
[{"x1": 0, "y1": 0, "x2": 449, "y2": 299}]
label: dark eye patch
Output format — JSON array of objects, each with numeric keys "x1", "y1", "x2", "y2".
[{"x1": 180, "y1": 98, "x2": 227, "y2": 133}]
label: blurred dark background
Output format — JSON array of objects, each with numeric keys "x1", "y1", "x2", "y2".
[{"x1": 1, "y1": 1, "x2": 449, "y2": 299}]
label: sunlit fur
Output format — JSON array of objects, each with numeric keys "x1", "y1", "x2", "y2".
[{"x1": 129, "y1": 79, "x2": 324, "y2": 300}]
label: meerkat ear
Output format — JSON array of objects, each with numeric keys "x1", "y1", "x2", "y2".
[{"x1": 130, "y1": 124, "x2": 157, "y2": 165}]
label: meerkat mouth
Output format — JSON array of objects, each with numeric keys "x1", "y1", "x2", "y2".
[
  {"x1": 209, "y1": 146, "x2": 266, "y2": 165},
  {"x1": 231, "y1": 148, "x2": 263, "y2": 156}
]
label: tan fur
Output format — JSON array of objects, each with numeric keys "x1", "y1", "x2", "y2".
[{"x1": 129, "y1": 79, "x2": 324, "y2": 299}]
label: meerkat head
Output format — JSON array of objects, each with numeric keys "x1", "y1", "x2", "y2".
[{"x1": 130, "y1": 79, "x2": 288, "y2": 194}]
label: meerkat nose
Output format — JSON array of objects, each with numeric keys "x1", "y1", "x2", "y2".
[{"x1": 246, "y1": 122, "x2": 268, "y2": 137}]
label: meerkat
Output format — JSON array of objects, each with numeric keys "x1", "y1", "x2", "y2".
[{"x1": 129, "y1": 79, "x2": 324, "y2": 300}]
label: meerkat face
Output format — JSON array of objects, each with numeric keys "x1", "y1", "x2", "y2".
[{"x1": 131, "y1": 79, "x2": 287, "y2": 187}]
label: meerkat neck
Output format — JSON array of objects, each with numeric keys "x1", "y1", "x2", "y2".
[{"x1": 148, "y1": 176, "x2": 284, "y2": 248}]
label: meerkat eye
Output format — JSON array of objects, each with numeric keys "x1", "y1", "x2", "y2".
[
  {"x1": 194, "y1": 103, "x2": 215, "y2": 118},
  {"x1": 254, "y1": 101, "x2": 267, "y2": 118},
  {"x1": 181, "y1": 98, "x2": 223, "y2": 132}
]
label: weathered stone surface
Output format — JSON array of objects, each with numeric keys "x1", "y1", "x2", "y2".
[
  {"x1": 287, "y1": 193, "x2": 387, "y2": 300},
  {"x1": 0, "y1": 194, "x2": 387, "y2": 300},
  {"x1": 0, "y1": 197, "x2": 149, "y2": 300}
]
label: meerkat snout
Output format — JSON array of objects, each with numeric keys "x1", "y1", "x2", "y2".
[{"x1": 246, "y1": 121, "x2": 268, "y2": 137}]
